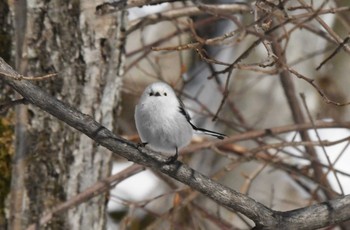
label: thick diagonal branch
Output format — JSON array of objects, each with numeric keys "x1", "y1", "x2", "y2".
[{"x1": 1, "y1": 57, "x2": 350, "y2": 229}]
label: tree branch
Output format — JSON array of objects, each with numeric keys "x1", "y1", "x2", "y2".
[
  {"x1": 1, "y1": 57, "x2": 350, "y2": 229},
  {"x1": 26, "y1": 164, "x2": 145, "y2": 230},
  {"x1": 96, "y1": 0, "x2": 180, "y2": 14},
  {"x1": 272, "y1": 38, "x2": 336, "y2": 200}
]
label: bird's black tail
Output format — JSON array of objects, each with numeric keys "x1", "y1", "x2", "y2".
[{"x1": 189, "y1": 122, "x2": 226, "y2": 139}]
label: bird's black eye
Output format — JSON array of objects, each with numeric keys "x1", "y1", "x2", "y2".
[
  {"x1": 149, "y1": 92, "x2": 154, "y2": 96},
  {"x1": 164, "y1": 92, "x2": 167, "y2": 96}
]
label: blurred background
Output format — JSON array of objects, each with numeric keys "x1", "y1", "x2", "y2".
[{"x1": 1, "y1": 0, "x2": 350, "y2": 229}]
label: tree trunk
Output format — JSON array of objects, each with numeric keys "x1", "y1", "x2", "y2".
[
  {"x1": 0, "y1": 0, "x2": 12, "y2": 228},
  {"x1": 8, "y1": 1, "x2": 126, "y2": 229}
]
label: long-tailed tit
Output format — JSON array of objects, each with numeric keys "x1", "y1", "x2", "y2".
[{"x1": 134, "y1": 82, "x2": 226, "y2": 163}]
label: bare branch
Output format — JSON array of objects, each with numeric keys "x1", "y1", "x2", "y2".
[
  {"x1": 182, "y1": 120, "x2": 350, "y2": 154},
  {"x1": 96, "y1": 0, "x2": 182, "y2": 14},
  {"x1": 0, "y1": 71, "x2": 57, "y2": 81},
  {"x1": 316, "y1": 35, "x2": 350, "y2": 70},
  {"x1": 128, "y1": 3, "x2": 250, "y2": 35},
  {"x1": 26, "y1": 164, "x2": 145, "y2": 230},
  {"x1": 0, "y1": 98, "x2": 28, "y2": 114},
  {"x1": 1, "y1": 53, "x2": 350, "y2": 229},
  {"x1": 287, "y1": 67, "x2": 350, "y2": 106},
  {"x1": 274, "y1": 36, "x2": 334, "y2": 200},
  {"x1": 298, "y1": 0, "x2": 350, "y2": 53}
]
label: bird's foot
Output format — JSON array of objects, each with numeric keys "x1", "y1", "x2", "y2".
[
  {"x1": 164, "y1": 147, "x2": 178, "y2": 164},
  {"x1": 137, "y1": 142, "x2": 148, "y2": 148}
]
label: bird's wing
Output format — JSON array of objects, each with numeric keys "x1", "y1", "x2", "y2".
[
  {"x1": 177, "y1": 97, "x2": 226, "y2": 140},
  {"x1": 177, "y1": 97, "x2": 191, "y2": 122}
]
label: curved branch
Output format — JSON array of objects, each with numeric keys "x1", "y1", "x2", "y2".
[
  {"x1": 26, "y1": 164, "x2": 145, "y2": 230},
  {"x1": 1, "y1": 57, "x2": 350, "y2": 229}
]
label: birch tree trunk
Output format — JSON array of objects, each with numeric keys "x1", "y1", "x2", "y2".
[{"x1": 8, "y1": 1, "x2": 126, "y2": 229}]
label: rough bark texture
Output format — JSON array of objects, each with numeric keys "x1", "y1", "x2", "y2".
[
  {"x1": 0, "y1": 0, "x2": 12, "y2": 228},
  {"x1": 0, "y1": 0, "x2": 11, "y2": 63},
  {"x1": 7, "y1": 1, "x2": 126, "y2": 229}
]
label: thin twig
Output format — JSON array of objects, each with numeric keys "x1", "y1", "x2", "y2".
[
  {"x1": 127, "y1": 4, "x2": 250, "y2": 35},
  {"x1": 26, "y1": 164, "x2": 145, "y2": 230},
  {"x1": 0, "y1": 98, "x2": 28, "y2": 114},
  {"x1": 316, "y1": 36, "x2": 350, "y2": 70},
  {"x1": 300, "y1": 93, "x2": 344, "y2": 196},
  {"x1": 0, "y1": 71, "x2": 57, "y2": 81},
  {"x1": 182, "y1": 120, "x2": 350, "y2": 154},
  {"x1": 287, "y1": 67, "x2": 350, "y2": 106}
]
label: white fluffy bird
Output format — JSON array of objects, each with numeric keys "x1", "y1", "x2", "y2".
[{"x1": 134, "y1": 82, "x2": 225, "y2": 163}]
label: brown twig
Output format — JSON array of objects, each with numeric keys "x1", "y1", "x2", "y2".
[
  {"x1": 298, "y1": 0, "x2": 350, "y2": 54},
  {"x1": 0, "y1": 98, "x2": 28, "y2": 114},
  {"x1": 241, "y1": 164, "x2": 268, "y2": 195},
  {"x1": 26, "y1": 164, "x2": 145, "y2": 230},
  {"x1": 0, "y1": 71, "x2": 57, "y2": 81},
  {"x1": 287, "y1": 67, "x2": 350, "y2": 106},
  {"x1": 212, "y1": 68, "x2": 231, "y2": 121},
  {"x1": 182, "y1": 120, "x2": 350, "y2": 154},
  {"x1": 271, "y1": 36, "x2": 333, "y2": 199},
  {"x1": 300, "y1": 93, "x2": 344, "y2": 195},
  {"x1": 248, "y1": 136, "x2": 350, "y2": 154},
  {"x1": 191, "y1": 202, "x2": 239, "y2": 230},
  {"x1": 127, "y1": 4, "x2": 250, "y2": 35},
  {"x1": 316, "y1": 36, "x2": 350, "y2": 70},
  {"x1": 96, "y1": 0, "x2": 179, "y2": 14}
]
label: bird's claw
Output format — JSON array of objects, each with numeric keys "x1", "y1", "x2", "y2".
[
  {"x1": 137, "y1": 142, "x2": 148, "y2": 148},
  {"x1": 165, "y1": 148, "x2": 178, "y2": 164}
]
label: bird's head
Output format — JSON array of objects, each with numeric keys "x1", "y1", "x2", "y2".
[{"x1": 141, "y1": 82, "x2": 178, "y2": 104}]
